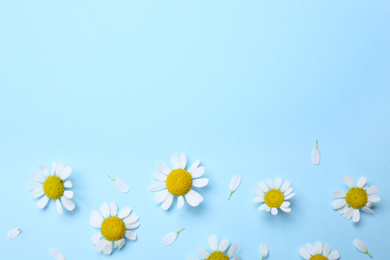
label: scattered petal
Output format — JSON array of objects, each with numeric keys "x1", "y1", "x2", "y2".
[
  {"x1": 311, "y1": 140, "x2": 320, "y2": 165},
  {"x1": 228, "y1": 175, "x2": 241, "y2": 200},
  {"x1": 7, "y1": 228, "x2": 21, "y2": 239},
  {"x1": 50, "y1": 249, "x2": 65, "y2": 260}
]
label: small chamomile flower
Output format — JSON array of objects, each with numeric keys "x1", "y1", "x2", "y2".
[
  {"x1": 332, "y1": 175, "x2": 380, "y2": 222},
  {"x1": 188, "y1": 234, "x2": 240, "y2": 260},
  {"x1": 90, "y1": 202, "x2": 140, "y2": 255},
  {"x1": 29, "y1": 161, "x2": 75, "y2": 214},
  {"x1": 254, "y1": 177, "x2": 295, "y2": 215},
  {"x1": 299, "y1": 242, "x2": 340, "y2": 260},
  {"x1": 150, "y1": 154, "x2": 209, "y2": 210}
]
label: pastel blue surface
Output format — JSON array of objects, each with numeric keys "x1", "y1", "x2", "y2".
[{"x1": 0, "y1": 1, "x2": 389, "y2": 259}]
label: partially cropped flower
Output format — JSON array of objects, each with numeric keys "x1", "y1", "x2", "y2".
[
  {"x1": 354, "y1": 239, "x2": 373, "y2": 258},
  {"x1": 7, "y1": 228, "x2": 21, "y2": 239},
  {"x1": 332, "y1": 175, "x2": 380, "y2": 222},
  {"x1": 90, "y1": 202, "x2": 140, "y2": 255},
  {"x1": 299, "y1": 242, "x2": 340, "y2": 260},
  {"x1": 311, "y1": 140, "x2": 320, "y2": 165},
  {"x1": 50, "y1": 249, "x2": 65, "y2": 260},
  {"x1": 188, "y1": 234, "x2": 240, "y2": 260},
  {"x1": 107, "y1": 175, "x2": 130, "y2": 193},
  {"x1": 162, "y1": 228, "x2": 185, "y2": 246},
  {"x1": 254, "y1": 177, "x2": 295, "y2": 215},
  {"x1": 29, "y1": 161, "x2": 75, "y2": 214},
  {"x1": 228, "y1": 175, "x2": 241, "y2": 200},
  {"x1": 261, "y1": 244, "x2": 268, "y2": 259},
  {"x1": 150, "y1": 154, "x2": 209, "y2": 210}
]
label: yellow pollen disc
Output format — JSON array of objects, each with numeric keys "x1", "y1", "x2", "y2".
[
  {"x1": 310, "y1": 255, "x2": 328, "y2": 260},
  {"x1": 264, "y1": 189, "x2": 285, "y2": 208},
  {"x1": 43, "y1": 176, "x2": 64, "y2": 200},
  {"x1": 101, "y1": 217, "x2": 126, "y2": 241},
  {"x1": 345, "y1": 187, "x2": 367, "y2": 209},
  {"x1": 207, "y1": 251, "x2": 229, "y2": 260},
  {"x1": 166, "y1": 169, "x2": 193, "y2": 196}
]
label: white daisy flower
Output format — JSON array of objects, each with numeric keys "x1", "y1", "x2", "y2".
[
  {"x1": 29, "y1": 161, "x2": 75, "y2": 214},
  {"x1": 188, "y1": 234, "x2": 240, "y2": 260},
  {"x1": 299, "y1": 242, "x2": 340, "y2": 260},
  {"x1": 332, "y1": 175, "x2": 380, "y2": 222},
  {"x1": 90, "y1": 202, "x2": 140, "y2": 255},
  {"x1": 150, "y1": 153, "x2": 209, "y2": 210},
  {"x1": 254, "y1": 177, "x2": 295, "y2": 215}
]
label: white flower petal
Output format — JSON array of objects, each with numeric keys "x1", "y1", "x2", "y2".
[
  {"x1": 344, "y1": 175, "x2": 355, "y2": 188},
  {"x1": 230, "y1": 175, "x2": 242, "y2": 192},
  {"x1": 191, "y1": 166, "x2": 205, "y2": 178},
  {"x1": 193, "y1": 178, "x2": 209, "y2": 188},
  {"x1": 356, "y1": 177, "x2": 367, "y2": 188},
  {"x1": 124, "y1": 213, "x2": 139, "y2": 224},
  {"x1": 311, "y1": 149, "x2": 320, "y2": 165},
  {"x1": 261, "y1": 244, "x2": 269, "y2": 257},
  {"x1": 197, "y1": 247, "x2": 210, "y2": 259},
  {"x1": 64, "y1": 180, "x2": 72, "y2": 188},
  {"x1": 337, "y1": 205, "x2": 349, "y2": 214},
  {"x1": 271, "y1": 208, "x2": 278, "y2": 215},
  {"x1": 227, "y1": 242, "x2": 239, "y2": 257},
  {"x1": 323, "y1": 244, "x2": 331, "y2": 257},
  {"x1": 31, "y1": 172, "x2": 45, "y2": 183},
  {"x1": 332, "y1": 199, "x2": 347, "y2": 209},
  {"x1": 64, "y1": 190, "x2": 73, "y2": 199},
  {"x1": 114, "y1": 238, "x2": 126, "y2": 250},
  {"x1": 353, "y1": 239, "x2": 367, "y2": 253},
  {"x1": 115, "y1": 180, "x2": 130, "y2": 193},
  {"x1": 368, "y1": 195, "x2": 380, "y2": 203},
  {"x1": 30, "y1": 189, "x2": 44, "y2": 198},
  {"x1": 162, "y1": 232, "x2": 178, "y2": 246},
  {"x1": 257, "y1": 204, "x2": 268, "y2": 211},
  {"x1": 125, "y1": 230, "x2": 137, "y2": 240},
  {"x1": 118, "y1": 207, "x2": 131, "y2": 219},
  {"x1": 153, "y1": 171, "x2": 167, "y2": 181},
  {"x1": 39, "y1": 165, "x2": 50, "y2": 177},
  {"x1": 55, "y1": 162, "x2": 65, "y2": 178},
  {"x1": 283, "y1": 187, "x2": 293, "y2": 196},
  {"x1": 103, "y1": 240, "x2": 113, "y2": 255},
  {"x1": 267, "y1": 179, "x2": 275, "y2": 189},
  {"x1": 150, "y1": 181, "x2": 167, "y2": 191},
  {"x1": 253, "y1": 196, "x2": 264, "y2": 203},
  {"x1": 185, "y1": 189, "x2": 203, "y2": 207},
  {"x1": 180, "y1": 153, "x2": 187, "y2": 169},
  {"x1": 51, "y1": 161, "x2": 56, "y2": 175},
  {"x1": 56, "y1": 199, "x2": 63, "y2": 214},
  {"x1": 306, "y1": 243, "x2": 315, "y2": 255},
  {"x1": 28, "y1": 182, "x2": 43, "y2": 190},
  {"x1": 274, "y1": 177, "x2": 282, "y2": 190},
  {"x1": 177, "y1": 195, "x2": 185, "y2": 210},
  {"x1": 352, "y1": 209, "x2": 360, "y2": 222},
  {"x1": 299, "y1": 248, "x2": 311, "y2": 259},
  {"x1": 280, "y1": 206, "x2": 291, "y2": 213},
  {"x1": 161, "y1": 193, "x2": 174, "y2": 210},
  {"x1": 284, "y1": 192, "x2": 295, "y2": 200},
  {"x1": 110, "y1": 202, "x2": 117, "y2": 216},
  {"x1": 366, "y1": 186, "x2": 379, "y2": 195},
  {"x1": 157, "y1": 162, "x2": 171, "y2": 174},
  {"x1": 7, "y1": 228, "x2": 21, "y2": 239},
  {"x1": 188, "y1": 160, "x2": 200, "y2": 173},
  {"x1": 92, "y1": 232, "x2": 102, "y2": 245},
  {"x1": 314, "y1": 242, "x2": 323, "y2": 254},
  {"x1": 258, "y1": 182, "x2": 269, "y2": 193},
  {"x1": 50, "y1": 249, "x2": 65, "y2": 260},
  {"x1": 254, "y1": 187, "x2": 264, "y2": 197},
  {"x1": 219, "y1": 239, "x2": 229, "y2": 252},
  {"x1": 332, "y1": 190, "x2": 346, "y2": 198},
  {"x1": 280, "y1": 181, "x2": 290, "y2": 193},
  {"x1": 126, "y1": 221, "x2": 140, "y2": 229},
  {"x1": 100, "y1": 203, "x2": 110, "y2": 218},
  {"x1": 344, "y1": 207, "x2": 354, "y2": 220},
  {"x1": 328, "y1": 250, "x2": 340, "y2": 260},
  {"x1": 95, "y1": 238, "x2": 108, "y2": 252},
  {"x1": 90, "y1": 211, "x2": 104, "y2": 228},
  {"x1": 36, "y1": 196, "x2": 49, "y2": 209},
  {"x1": 208, "y1": 234, "x2": 218, "y2": 251},
  {"x1": 154, "y1": 189, "x2": 169, "y2": 204},
  {"x1": 362, "y1": 207, "x2": 374, "y2": 214},
  {"x1": 172, "y1": 154, "x2": 181, "y2": 169},
  {"x1": 61, "y1": 196, "x2": 75, "y2": 211}
]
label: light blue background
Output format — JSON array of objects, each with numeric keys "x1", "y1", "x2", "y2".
[{"x1": 0, "y1": 1, "x2": 389, "y2": 259}]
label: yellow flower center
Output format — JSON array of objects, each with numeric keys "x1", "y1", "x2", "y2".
[
  {"x1": 345, "y1": 187, "x2": 367, "y2": 209},
  {"x1": 43, "y1": 176, "x2": 64, "y2": 200},
  {"x1": 166, "y1": 169, "x2": 193, "y2": 196},
  {"x1": 207, "y1": 251, "x2": 229, "y2": 260},
  {"x1": 310, "y1": 255, "x2": 328, "y2": 260},
  {"x1": 264, "y1": 189, "x2": 284, "y2": 208},
  {"x1": 101, "y1": 216, "x2": 126, "y2": 241}
]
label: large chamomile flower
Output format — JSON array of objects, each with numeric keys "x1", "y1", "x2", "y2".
[
  {"x1": 188, "y1": 234, "x2": 240, "y2": 260},
  {"x1": 90, "y1": 202, "x2": 140, "y2": 255},
  {"x1": 29, "y1": 161, "x2": 75, "y2": 214},
  {"x1": 150, "y1": 153, "x2": 209, "y2": 210},
  {"x1": 332, "y1": 175, "x2": 380, "y2": 222},
  {"x1": 299, "y1": 242, "x2": 340, "y2": 260},
  {"x1": 254, "y1": 177, "x2": 295, "y2": 215}
]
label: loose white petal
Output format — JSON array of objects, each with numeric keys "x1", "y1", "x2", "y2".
[
  {"x1": 261, "y1": 244, "x2": 269, "y2": 257},
  {"x1": 90, "y1": 211, "x2": 104, "y2": 228},
  {"x1": 150, "y1": 181, "x2": 167, "y2": 191},
  {"x1": 118, "y1": 207, "x2": 131, "y2": 219},
  {"x1": 172, "y1": 154, "x2": 181, "y2": 169},
  {"x1": 162, "y1": 228, "x2": 184, "y2": 246},
  {"x1": 61, "y1": 196, "x2": 75, "y2": 211},
  {"x1": 31, "y1": 172, "x2": 45, "y2": 183},
  {"x1": 219, "y1": 239, "x2": 229, "y2": 252},
  {"x1": 110, "y1": 202, "x2": 117, "y2": 216},
  {"x1": 180, "y1": 153, "x2": 187, "y2": 169},
  {"x1": 161, "y1": 193, "x2": 174, "y2": 210},
  {"x1": 50, "y1": 249, "x2": 65, "y2": 260},
  {"x1": 7, "y1": 228, "x2": 21, "y2": 239},
  {"x1": 115, "y1": 180, "x2": 130, "y2": 193},
  {"x1": 191, "y1": 166, "x2": 205, "y2": 178},
  {"x1": 125, "y1": 230, "x2": 137, "y2": 240},
  {"x1": 354, "y1": 239, "x2": 372, "y2": 258},
  {"x1": 208, "y1": 234, "x2": 218, "y2": 251},
  {"x1": 333, "y1": 190, "x2": 346, "y2": 198},
  {"x1": 36, "y1": 196, "x2": 49, "y2": 209},
  {"x1": 311, "y1": 140, "x2": 320, "y2": 165},
  {"x1": 344, "y1": 175, "x2": 355, "y2": 188},
  {"x1": 158, "y1": 162, "x2": 171, "y2": 174},
  {"x1": 193, "y1": 178, "x2": 209, "y2": 188},
  {"x1": 188, "y1": 160, "x2": 200, "y2": 173},
  {"x1": 228, "y1": 175, "x2": 241, "y2": 200},
  {"x1": 56, "y1": 199, "x2": 63, "y2": 214},
  {"x1": 227, "y1": 242, "x2": 239, "y2": 257},
  {"x1": 114, "y1": 238, "x2": 126, "y2": 250}
]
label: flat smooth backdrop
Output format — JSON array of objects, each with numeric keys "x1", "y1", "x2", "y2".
[{"x1": 1, "y1": 1, "x2": 389, "y2": 259}]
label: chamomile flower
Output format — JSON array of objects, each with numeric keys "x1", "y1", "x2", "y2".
[
  {"x1": 254, "y1": 177, "x2": 295, "y2": 215},
  {"x1": 150, "y1": 153, "x2": 209, "y2": 210},
  {"x1": 188, "y1": 234, "x2": 240, "y2": 260},
  {"x1": 299, "y1": 242, "x2": 340, "y2": 260},
  {"x1": 29, "y1": 161, "x2": 75, "y2": 214},
  {"x1": 332, "y1": 175, "x2": 380, "y2": 222},
  {"x1": 90, "y1": 202, "x2": 139, "y2": 255}
]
